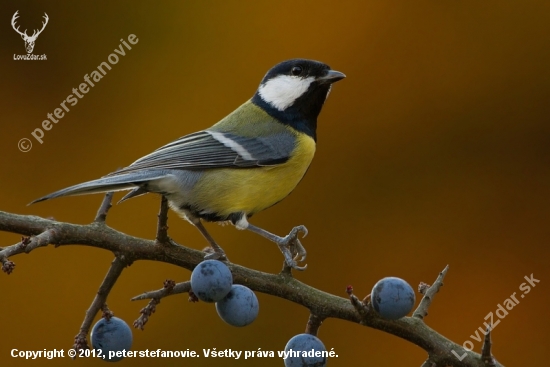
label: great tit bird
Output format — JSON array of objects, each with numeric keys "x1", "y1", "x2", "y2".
[{"x1": 30, "y1": 59, "x2": 345, "y2": 270}]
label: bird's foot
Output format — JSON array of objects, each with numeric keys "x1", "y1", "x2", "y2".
[
  {"x1": 193, "y1": 220, "x2": 228, "y2": 262},
  {"x1": 202, "y1": 245, "x2": 228, "y2": 262},
  {"x1": 276, "y1": 225, "x2": 308, "y2": 271}
]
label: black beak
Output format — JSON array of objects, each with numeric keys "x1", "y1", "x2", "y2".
[{"x1": 317, "y1": 69, "x2": 346, "y2": 84}]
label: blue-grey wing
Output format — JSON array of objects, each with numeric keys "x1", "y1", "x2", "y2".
[{"x1": 108, "y1": 130, "x2": 296, "y2": 176}]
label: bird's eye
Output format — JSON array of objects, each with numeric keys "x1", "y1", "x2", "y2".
[{"x1": 291, "y1": 66, "x2": 303, "y2": 76}]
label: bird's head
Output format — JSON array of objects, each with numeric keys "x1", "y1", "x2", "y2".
[{"x1": 252, "y1": 59, "x2": 345, "y2": 127}]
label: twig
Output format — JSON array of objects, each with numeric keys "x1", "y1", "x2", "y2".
[
  {"x1": 1, "y1": 237, "x2": 27, "y2": 274},
  {"x1": 101, "y1": 304, "x2": 114, "y2": 321},
  {"x1": 134, "y1": 298, "x2": 160, "y2": 331},
  {"x1": 24, "y1": 229, "x2": 55, "y2": 252},
  {"x1": 133, "y1": 280, "x2": 176, "y2": 330},
  {"x1": 305, "y1": 313, "x2": 324, "y2": 336},
  {"x1": 132, "y1": 280, "x2": 190, "y2": 301},
  {"x1": 156, "y1": 196, "x2": 169, "y2": 244},
  {"x1": 413, "y1": 265, "x2": 449, "y2": 320},
  {"x1": 72, "y1": 256, "x2": 128, "y2": 354},
  {"x1": 481, "y1": 324, "x2": 496, "y2": 366},
  {"x1": 346, "y1": 285, "x2": 369, "y2": 322},
  {"x1": 0, "y1": 230, "x2": 55, "y2": 264},
  {"x1": 94, "y1": 192, "x2": 114, "y2": 223}
]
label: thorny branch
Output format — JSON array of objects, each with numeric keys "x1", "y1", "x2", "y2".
[
  {"x1": 413, "y1": 265, "x2": 449, "y2": 320},
  {"x1": 0, "y1": 194, "x2": 505, "y2": 367}
]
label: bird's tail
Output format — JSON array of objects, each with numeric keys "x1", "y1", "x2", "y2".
[{"x1": 29, "y1": 171, "x2": 169, "y2": 205}]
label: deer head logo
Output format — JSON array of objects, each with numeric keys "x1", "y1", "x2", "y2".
[{"x1": 11, "y1": 11, "x2": 49, "y2": 54}]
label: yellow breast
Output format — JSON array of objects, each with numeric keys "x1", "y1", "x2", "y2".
[{"x1": 192, "y1": 132, "x2": 316, "y2": 217}]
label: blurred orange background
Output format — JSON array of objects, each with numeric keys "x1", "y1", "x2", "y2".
[{"x1": 1, "y1": 1, "x2": 549, "y2": 366}]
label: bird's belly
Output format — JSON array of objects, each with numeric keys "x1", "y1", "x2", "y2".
[{"x1": 191, "y1": 134, "x2": 316, "y2": 218}]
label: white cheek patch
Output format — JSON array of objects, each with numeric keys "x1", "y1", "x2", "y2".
[
  {"x1": 258, "y1": 75, "x2": 315, "y2": 111},
  {"x1": 325, "y1": 84, "x2": 332, "y2": 101}
]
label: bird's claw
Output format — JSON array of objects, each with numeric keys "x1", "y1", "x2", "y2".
[
  {"x1": 202, "y1": 246, "x2": 228, "y2": 261},
  {"x1": 277, "y1": 225, "x2": 308, "y2": 271},
  {"x1": 204, "y1": 252, "x2": 223, "y2": 260}
]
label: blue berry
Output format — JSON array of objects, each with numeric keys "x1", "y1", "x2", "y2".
[
  {"x1": 371, "y1": 277, "x2": 415, "y2": 319},
  {"x1": 283, "y1": 333, "x2": 327, "y2": 367},
  {"x1": 90, "y1": 317, "x2": 133, "y2": 362},
  {"x1": 191, "y1": 260, "x2": 233, "y2": 302},
  {"x1": 215, "y1": 285, "x2": 259, "y2": 327}
]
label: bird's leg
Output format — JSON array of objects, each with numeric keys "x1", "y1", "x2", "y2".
[
  {"x1": 246, "y1": 223, "x2": 308, "y2": 271},
  {"x1": 193, "y1": 220, "x2": 227, "y2": 261}
]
